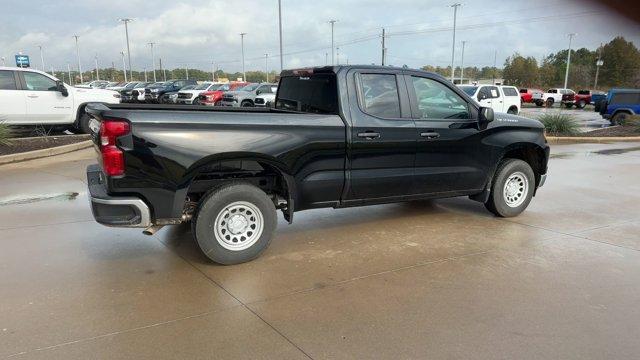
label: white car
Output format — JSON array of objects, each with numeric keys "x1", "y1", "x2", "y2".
[
  {"x1": 0, "y1": 67, "x2": 121, "y2": 133},
  {"x1": 254, "y1": 93, "x2": 276, "y2": 107},
  {"x1": 533, "y1": 88, "x2": 575, "y2": 107},
  {"x1": 459, "y1": 84, "x2": 521, "y2": 114},
  {"x1": 177, "y1": 82, "x2": 221, "y2": 105},
  {"x1": 75, "y1": 80, "x2": 110, "y2": 89}
]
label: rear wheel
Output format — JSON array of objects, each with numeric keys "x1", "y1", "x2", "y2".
[
  {"x1": 241, "y1": 100, "x2": 254, "y2": 107},
  {"x1": 485, "y1": 159, "x2": 535, "y2": 217},
  {"x1": 192, "y1": 183, "x2": 277, "y2": 265},
  {"x1": 564, "y1": 103, "x2": 573, "y2": 108},
  {"x1": 77, "y1": 113, "x2": 92, "y2": 134},
  {"x1": 611, "y1": 112, "x2": 629, "y2": 126},
  {"x1": 535, "y1": 100, "x2": 543, "y2": 107},
  {"x1": 545, "y1": 98, "x2": 554, "y2": 107},
  {"x1": 577, "y1": 100, "x2": 586, "y2": 109}
]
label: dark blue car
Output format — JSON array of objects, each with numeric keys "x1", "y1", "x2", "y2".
[{"x1": 596, "y1": 88, "x2": 640, "y2": 125}]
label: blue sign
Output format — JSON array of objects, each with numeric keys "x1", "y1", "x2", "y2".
[{"x1": 15, "y1": 55, "x2": 30, "y2": 68}]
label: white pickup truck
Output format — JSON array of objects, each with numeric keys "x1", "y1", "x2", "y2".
[
  {"x1": 532, "y1": 88, "x2": 575, "y2": 107},
  {"x1": 0, "y1": 67, "x2": 120, "y2": 133},
  {"x1": 459, "y1": 85, "x2": 521, "y2": 115}
]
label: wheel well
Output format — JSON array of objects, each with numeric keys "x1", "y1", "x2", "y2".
[
  {"x1": 508, "y1": 105, "x2": 518, "y2": 112},
  {"x1": 612, "y1": 109, "x2": 632, "y2": 117},
  {"x1": 74, "y1": 103, "x2": 89, "y2": 126},
  {"x1": 241, "y1": 99, "x2": 254, "y2": 105},
  {"x1": 185, "y1": 159, "x2": 292, "y2": 222},
  {"x1": 501, "y1": 146, "x2": 546, "y2": 187}
]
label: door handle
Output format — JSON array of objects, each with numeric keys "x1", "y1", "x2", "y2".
[
  {"x1": 420, "y1": 132, "x2": 440, "y2": 139},
  {"x1": 27, "y1": 95, "x2": 39, "y2": 98},
  {"x1": 357, "y1": 131, "x2": 381, "y2": 139}
]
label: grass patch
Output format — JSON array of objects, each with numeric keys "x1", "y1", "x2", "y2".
[
  {"x1": 538, "y1": 113, "x2": 580, "y2": 136},
  {"x1": 0, "y1": 121, "x2": 12, "y2": 146}
]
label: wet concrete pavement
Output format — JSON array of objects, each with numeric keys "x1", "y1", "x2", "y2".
[{"x1": 1, "y1": 143, "x2": 639, "y2": 359}]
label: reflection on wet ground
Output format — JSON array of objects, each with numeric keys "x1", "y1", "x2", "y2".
[
  {"x1": 0, "y1": 191, "x2": 79, "y2": 206},
  {"x1": 551, "y1": 146, "x2": 640, "y2": 159}
]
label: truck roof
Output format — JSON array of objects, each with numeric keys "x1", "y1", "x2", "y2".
[{"x1": 281, "y1": 65, "x2": 445, "y2": 80}]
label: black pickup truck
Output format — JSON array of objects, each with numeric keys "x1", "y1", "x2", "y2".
[{"x1": 86, "y1": 65, "x2": 549, "y2": 265}]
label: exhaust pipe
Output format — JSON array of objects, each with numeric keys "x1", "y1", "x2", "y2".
[{"x1": 143, "y1": 225, "x2": 164, "y2": 236}]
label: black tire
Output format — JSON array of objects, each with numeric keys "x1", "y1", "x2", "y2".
[
  {"x1": 545, "y1": 98, "x2": 554, "y2": 107},
  {"x1": 192, "y1": 97, "x2": 200, "y2": 106},
  {"x1": 535, "y1": 100, "x2": 543, "y2": 107},
  {"x1": 77, "y1": 113, "x2": 92, "y2": 134},
  {"x1": 241, "y1": 100, "x2": 253, "y2": 107},
  {"x1": 192, "y1": 183, "x2": 277, "y2": 265},
  {"x1": 611, "y1": 112, "x2": 629, "y2": 126},
  {"x1": 484, "y1": 159, "x2": 535, "y2": 218},
  {"x1": 507, "y1": 106, "x2": 518, "y2": 115},
  {"x1": 564, "y1": 103, "x2": 573, "y2": 108},
  {"x1": 577, "y1": 100, "x2": 586, "y2": 109}
]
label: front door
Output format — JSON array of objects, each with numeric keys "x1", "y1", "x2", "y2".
[
  {"x1": 346, "y1": 70, "x2": 416, "y2": 201},
  {"x1": 407, "y1": 74, "x2": 486, "y2": 195},
  {"x1": 21, "y1": 71, "x2": 72, "y2": 124}
]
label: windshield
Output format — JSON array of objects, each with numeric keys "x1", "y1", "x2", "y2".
[
  {"x1": 124, "y1": 82, "x2": 138, "y2": 89},
  {"x1": 195, "y1": 83, "x2": 212, "y2": 90},
  {"x1": 134, "y1": 83, "x2": 149, "y2": 88},
  {"x1": 275, "y1": 74, "x2": 338, "y2": 114},
  {"x1": 180, "y1": 85, "x2": 196, "y2": 90},
  {"x1": 238, "y1": 83, "x2": 259, "y2": 92},
  {"x1": 578, "y1": 90, "x2": 590, "y2": 95},
  {"x1": 459, "y1": 86, "x2": 478, "y2": 96},
  {"x1": 150, "y1": 82, "x2": 165, "y2": 88}
]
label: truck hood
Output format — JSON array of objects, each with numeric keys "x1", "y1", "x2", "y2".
[{"x1": 71, "y1": 86, "x2": 120, "y2": 103}]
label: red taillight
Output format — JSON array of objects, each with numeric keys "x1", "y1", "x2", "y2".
[{"x1": 99, "y1": 120, "x2": 130, "y2": 176}]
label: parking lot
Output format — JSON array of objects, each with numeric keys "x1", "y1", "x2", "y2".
[
  {"x1": 0, "y1": 141, "x2": 639, "y2": 359},
  {"x1": 521, "y1": 104, "x2": 611, "y2": 131}
]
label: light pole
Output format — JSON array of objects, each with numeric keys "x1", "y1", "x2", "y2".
[
  {"x1": 449, "y1": 3, "x2": 461, "y2": 83},
  {"x1": 563, "y1": 33, "x2": 576, "y2": 89},
  {"x1": 325, "y1": 52, "x2": 328, "y2": 65},
  {"x1": 336, "y1": 47, "x2": 340, "y2": 65},
  {"x1": 38, "y1": 45, "x2": 45, "y2": 71},
  {"x1": 264, "y1": 54, "x2": 269, "y2": 82},
  {"x1": 120, "y1": 51, "x2": 127, "y2": 82},
  {"x1": 73, "y1": 35, "x2": 83, "y2": 83},
  {"x1": 459, "y1": 40, "x2": 466, "y2": 84},
  {"x1": 278, "y1": 0, "x2": 283, "y2": 72},
  {"x1": 148, "y1": 42, "x2": 156, "y2": 82},
  {"x1": 119, "y1": 18, "x2": 134, "y2": 81},
  {"x1": 594, "y1": 44, "x2": 603, "y2": 89},
  {"x1": 94, "y1": 54, "x2": 100, "y2": 81},
  {"x1": 381, "y1": 28, "x2": 386, "y2": 66},
  {"x1": 211, "y1": 61, "x2": 216, "y2": 82},
  {"x1": 328, "y1": 20, "x2": 337, "y2": 65},
  {"x1": 67, "y1": 63, "x2": 72, "y2": 85},
  {"x1": 493, "y1": 49, "x2": 497, "y2": 84},
  {"x1": 1, "y1": 57, "x2": 5, "y2": 66},
  {"x1": 240, "y1": 33, "x2": 247, "y2": 81},
  {"x1": 144, "y1": 67, "x2": 147, "y2": 82}
]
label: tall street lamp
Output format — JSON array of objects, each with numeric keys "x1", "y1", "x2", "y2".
[
  {"x1": 148, "y1": 42, "x2": 156, "y2": 82},
  {"x1": 459, "y1": 40, "x2": 466, "y2": 84},
  {"x1": 120, "y1": 51, "x2": 127, "y2": 82},
  {"x1": 119, "y1": 18, "x2": 134, "y2": 81},
  {"x1": 38, "y1": 45, "x2": 45, "y2": 71},
  {"x1": 563, "y1": 33, "x2": 576, "y2": 89},
  {"x1": 328, "y1": 20, "x2": 337, "y2": 65},
  {"x1": 94, "y1": 54, "x2": 100, "y2": 80},
  {"x1": 278, "y1": 0, "x2": 284, "y2": 72},
  {"x1": 240, "y1": 33, "x2": 247, "y2": 81},
  {"x1": 73, "y1": 35, "x2": 83, "y2": 83},
  {"x1": 264, "y1": 53, "x2": 269, "y2": 82},
  {"x1": 449, "y1": 3, "x2": 461, "y2": 83}
]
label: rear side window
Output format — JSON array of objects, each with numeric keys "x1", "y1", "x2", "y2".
[
  {"x1": 358, "y1": 73, "x2": 401, "y2": 118},
  {"x1": 276, "y1": 74, "x2": 338, "y2": 114},
  {"x1": 0, "y1": 71, "x2": 17, "y2": 90},
  {"x1": 548, "y1": 89, "x2": 557, "y2": 93},
  {"x1": 503, "y1": 87, "x2": 518, "y2": 96},
  {"x1": 610, "y1": 92, "x2": 640, "y2": 105},
  {"x1": 519, "y1": 88, "x2": 527, "y2": 93},
  {"x1": 578, "y1": 90, "x2": 590, "y2": 95}
]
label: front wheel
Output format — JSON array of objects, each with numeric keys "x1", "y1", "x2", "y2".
[
  {"x1": 485, "y1": 159, "x2": 535, "y2": 217},
  {"x1": 192, "y1": 183, "x2": 277, "y2": 265},
  {"x1": 564, "y1": 103, "x2": 573, "y2": 108},
  {"x1": 577, "y1": 100, "x2": 586, "y2": 109},
  {"x1": 545, "y1": 98, "x2": 554, "y2": 107}
]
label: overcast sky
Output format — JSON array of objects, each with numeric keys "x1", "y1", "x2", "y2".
[{"x1": 1, "y1": 0, "x2": 638, "y2": 74}]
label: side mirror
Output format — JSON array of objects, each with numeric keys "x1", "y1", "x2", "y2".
[
  {"x1": 478, "y1": 107, "x2": 494, "y2": 127},
  {"x1": 477, "y1": 92, "x2": 487, "y2": 101},
  {"x1": 57, "y1": 81, "x2": 69, "y2": 97},
  {"x1": 256, "y1": 89, "x2": 262, "y2": 95}
]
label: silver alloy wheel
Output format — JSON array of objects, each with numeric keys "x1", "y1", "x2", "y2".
[
  {"x1": 503, "y1": 171, "x2": 529, "y2": 208},
  {"x1": 214, "y1": 201, "x2": 264, "y2": 251}
]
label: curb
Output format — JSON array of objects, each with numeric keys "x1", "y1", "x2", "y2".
[
  {"x1": 546, "y1": 136, "x2": 640, "y2": 144},
  {"x1": 0, "y1": 140, "x2": 93, "y2": 165}
]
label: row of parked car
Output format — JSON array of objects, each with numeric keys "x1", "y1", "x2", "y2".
[
  {"x1": 97, "y1": 79, "x2": 279, "y2": 108},
  {"x1": 518, "y1": 87, "x2": 607, "y2": 109}
]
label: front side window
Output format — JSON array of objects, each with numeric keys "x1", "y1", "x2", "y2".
[
  {"x1": 23, "y1": 72, "x2": 57, "y2": 91},
  {"x1": 359, "y1": 73, "x2": 401, "y2": 118},
  {"x1": 610, "y1": 92, "x2": 640, "y2": 105},
  {"x1": 411, "y1": 77, "x2": 470, "y2": 120},
  {"x1": 257, "y1": 85, "x2": 273, "y2": 94},
  {"x1": 0, "y1": 71, "x2": 17, "y2": 90},
  {"x1": 548, "y1": 89, "x2": 557, "y2": 93}
]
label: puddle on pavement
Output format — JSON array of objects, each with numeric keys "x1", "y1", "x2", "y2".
[
  {"x1": 551, "y1": 146, "x2": 640, "y2": 159},
  {"x1": 0, "y1": 192, "x2": 79, "y2": 206}
]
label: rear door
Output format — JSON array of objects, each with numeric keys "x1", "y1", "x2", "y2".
[
  {"x1": 21, "y1": 71, "x2": 73, "y2": 124},
  {"x1": 0, "y1": 70, "x2": 26, "y2": 124},
  {"x1": 406, "y1": 73, "x2": 486, "y2": 194},
  {"x1": 346, "y1": 69, "x2": 416, "y2": 201}
]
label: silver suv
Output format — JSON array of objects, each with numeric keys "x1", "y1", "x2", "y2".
[{"x1": 220, "y1": 83, "x2": 278, "y2": 107}]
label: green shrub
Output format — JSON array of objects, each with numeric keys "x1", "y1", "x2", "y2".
[
  {"x1": 538, "y1": 113, "x2": 580, "y2": 136},
  {"x1": 0, "y1": 121, "x2": 12, "y2": 146},
  {"x1": 622, "y1": 115, "x2": 640, "y2": 128}
]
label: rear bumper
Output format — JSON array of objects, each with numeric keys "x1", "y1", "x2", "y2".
[{"x1": 87, "y1": 164, "x2": 151, "y2": 228}]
